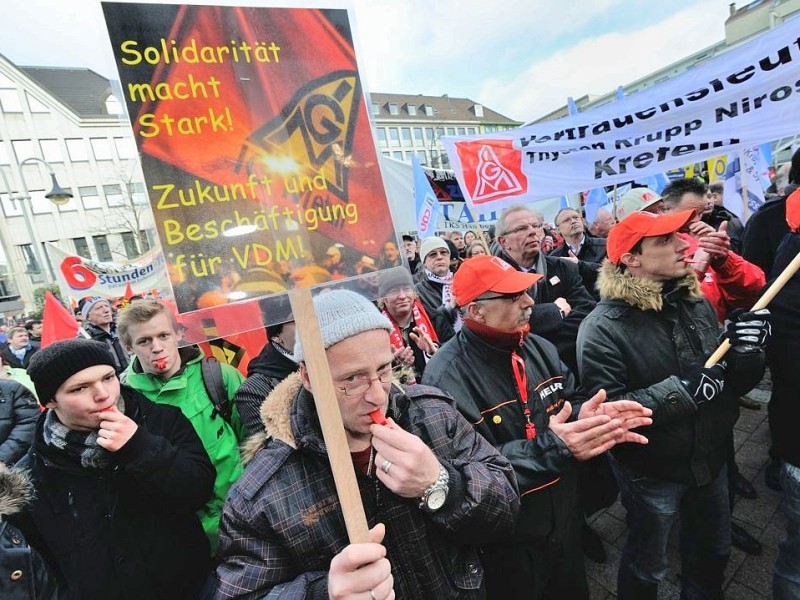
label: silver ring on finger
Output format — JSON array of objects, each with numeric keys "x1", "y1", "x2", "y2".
[{"x1": 380, "y1": 459, "x2": 392, "y2": 474}]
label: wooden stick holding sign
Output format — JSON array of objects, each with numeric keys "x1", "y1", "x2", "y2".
[
  {"x1": 705, "y1": 248, "x2": 800, "y2": 367},
  {"x1": 289, "y1": 287, "x2": 370, "y2": 544}
]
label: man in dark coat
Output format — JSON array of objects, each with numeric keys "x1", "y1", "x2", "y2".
[
  {"x1": 577, "y1": 210, "x2": 769, "y2": 599},
  {"x1": 216, "y1": 290, "x2": 519, "y2": 599},
  {"x1": 0, "y1": 328, "x2": 38, "y2": 371},
  {"x1": 20, "y1": 339, "x2": 215, "y2": 600},
  {"x1": 233, "y1": 301, "x2": 298, "y2": 437},
  {"x1": 550, "y1": 207, "x2": 608, "y2": 299},
  {"x1": 81, "y1": 297, "x2": 129, "y2": 374},
  {"x1": 494, "y1": 205, "x2": 596, "y2": 372},
  {"x1": 423, "y1": 255, "x2": 651, "y2": 599},
  {"x1": 766, "y1": 196, "x2": 800, "y2": 599}
]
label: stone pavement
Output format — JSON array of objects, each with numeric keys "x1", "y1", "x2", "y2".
[{"x1": 585, "y1": 377, "x2": 785, "y2": 599}]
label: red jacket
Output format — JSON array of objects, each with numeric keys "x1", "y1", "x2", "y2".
[{"x1": 679, "y1": 232, "x2": 765, "y2": 323}]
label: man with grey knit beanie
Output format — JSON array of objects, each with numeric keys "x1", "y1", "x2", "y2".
[
  {"x1": 216, "y1": 289, "x2": 519, "y2": 600},
  {"x1": 19, "y1": 338, "x2": 215, "y2": 599}
]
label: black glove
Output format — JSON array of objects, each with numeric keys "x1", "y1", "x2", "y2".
[
  {"x1": 682, "y1": 361, "x2": 727, "y2": 405},
  {"x1": 726, "y1": 309, "x2": 771, "y2": 349}
]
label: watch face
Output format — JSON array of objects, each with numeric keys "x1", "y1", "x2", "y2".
[{"x1": 427, "y1": 488, "x2": 447, "y2": 511}]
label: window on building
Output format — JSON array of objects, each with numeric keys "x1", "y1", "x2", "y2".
[
  {"x1": 121, "y1": 231, "x2": 139, "y2": 258},
  {"x1": 388, "y1": 103, "x2": 399, "y2": 115},
  {"x1": 416, "y1": 150, "x2": 427, "y2": 165},
  {"x1": 431, "y1": 149, "x2": 440, "y2": 168},
  {"x1": 93, "y1": 235, "x2": 113, "y2": 262},
  {"x1": 39, "y1": 139, "x2": 62, "y2": 163},
  {"x1": 11, "y1": 140, "x2": 34, "y2": 163},
  {"x1": 381, "y1": 151, "x2": 390, "y2": 157},
  {"x1": 441, "y1": 153, "x2": 451, "y2": 168},
  {"x1": 114, "y1": 137, "x2": 138, "y2": 160},
  {"x1": 446, "y1": 127, "x2": 455, "y2": 136},
  {"x1": 424, "y1": 104, "x2": 434, "y2": 117},
  {"x1": 436, "y1": 127, "x2": 444, "y2": 139},
  {"x1": 392, "y1": 151, "x2": 403, "y2": 160},
  {"x1": 473, "y1": 104, "x2": 484, "y2": 117},
  {"x1": 131, "y1": 182, "x2": 147, "y2": 205},
  {"x1": 30, "y1": 190, "x2": 54, "y2": 215},
  {"x1": 377, "y1": 128, "x2": 387, "y2": 147},
  {"x1": 20, "y1": 244, "x2": 43, "y2": 283},
  {"x1": 389, "y1": 128, "x2": 400, "y2": 147},
  {"x1": 103, "y1": 184, "x2": 124, "y2": 207},
  {"x1": 90, "y1": 138, "x2": 112, "y2": 161},
  {"x1": 371, "y1": 101, "x2": 380, "y2": 116},
  {"x1": 26, "y1": 93, "x2": 49, "y2": 113},
  {"x1": 401, "y1": 128, "x2": 412, "y2": 146},
  {"x1": 457, "y1": 127, "x2": 465, "y2": 136},
  {"x1": 66, "y1": 138, "x2": 89, "y2": 161},
  {"x1": 406, "y1": 104, "x2": 417, "y2": 116},
  {"x1": 404, "y1": 151, "x2": 414, "y2": 162},
  {"x1": 467, "y1": 127, "x2": 476, "y2": 135},
  {"x1": 79, "y1": 185, "x2": 102, "y2": 210},
  {"x1": 73, "y1": 237, "x2": 91, "y2": 258},
  {"x1": 0, "y1": 89, "x2": 22, "y2": 113},
  {"x1": 413, "y1": 128, "x2": 423, "y2": 144},
  {"x1": 425, "y1": 127, "x2": 434, "y2": 141},
  {"x1": 139, "y1": 230, "x2": 151, "y2": 253}
]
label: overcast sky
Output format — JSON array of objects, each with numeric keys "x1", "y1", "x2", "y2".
[{"x1": 4, "y1": 0, "x2": 739, "y2": 122}]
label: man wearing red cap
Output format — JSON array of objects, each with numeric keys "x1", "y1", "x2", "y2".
[
  {"x1": 423, "y1": 255, "x2": 652, "y2": 600},
  {"x1": 577, "y1": 210, "x2": 770, "y2": 599}
]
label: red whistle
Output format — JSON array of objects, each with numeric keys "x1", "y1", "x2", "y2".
[
  {"x1": 100, "y1": 406, "x2": 114, "y2": 413},
  {"x1": 369, "y1": 409, "x2": 387, "y2": 426},
  {"x1": 156, "y1": 358, "x2": 167, "y2": 370}
]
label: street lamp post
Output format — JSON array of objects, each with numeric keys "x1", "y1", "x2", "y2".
[{"x1": 0, "y1": 157, "x2": 73, "y2": 285}]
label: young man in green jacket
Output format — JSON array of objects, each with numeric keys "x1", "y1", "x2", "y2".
[{"x1": 118, "y1": 300, "x2": 246, "y2": 554}]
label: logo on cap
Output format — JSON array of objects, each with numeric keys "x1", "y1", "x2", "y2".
[{"x1": 455, "y1": 140, "x2": 527, "y2": 204}]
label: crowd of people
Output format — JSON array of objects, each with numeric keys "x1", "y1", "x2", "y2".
[{"x1": 0, "y1": 158, "x2": 798, "y2": 598}]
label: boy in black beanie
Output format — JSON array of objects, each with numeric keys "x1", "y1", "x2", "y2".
[{"x1": 19, "y1": 339, "x2": 215, "y2": 599}]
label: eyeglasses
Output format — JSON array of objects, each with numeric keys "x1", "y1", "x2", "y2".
[
  {"x1": 478, "y1": 291, "x2": 526, "y2": 302},
  {"x1": 504, "y1": 222, "x2": 543, "y2": 236},
  {"x1": 336, "y1": 364, "x2": 393, "y2": 397}
]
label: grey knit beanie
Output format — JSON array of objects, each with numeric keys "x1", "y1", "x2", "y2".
[
  {"x1": 293, "y1": 290, "x2": 392, "y2": 362},
  {"x1": 28, "y1": 339, "x2": 117, "y2": 406},
  {"x1": 81, "y1": 296, "x2": 110, "y2": 320}
]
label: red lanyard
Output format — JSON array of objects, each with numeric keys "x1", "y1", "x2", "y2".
[{"x1": 511, "y1": 351, "x2": 536, "y2": 440}]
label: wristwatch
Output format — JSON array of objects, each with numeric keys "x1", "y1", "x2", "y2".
[{"x1": 419, "y1": 463, "x2": 449, "y2": 512}]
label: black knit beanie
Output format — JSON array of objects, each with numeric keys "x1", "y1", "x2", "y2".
[{"x1": 27, "y1": 339, "x2": 118, "y2": 406}]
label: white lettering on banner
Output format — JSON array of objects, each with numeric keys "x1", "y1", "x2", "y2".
[
  {"x1": 437, "y1": 202, "x2": 497, "y2": 231},
  {"x1": 442, "y1": 21, "x2": 800, "y2": 213}
]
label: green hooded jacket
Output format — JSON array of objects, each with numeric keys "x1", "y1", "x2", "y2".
[{"x1": 124, "y1": 346, "x2": 245, "y2": 554}]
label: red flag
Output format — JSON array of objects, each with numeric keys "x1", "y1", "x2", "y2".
[
  {"x1": 124, "y1": 282, "x2": 135, "y2": 300},
  {"x1": 41, "y1": 291, "x2": 81, "y2": 347}
]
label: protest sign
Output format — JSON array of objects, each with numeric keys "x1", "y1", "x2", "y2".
[
  {"x1": 102, "y1": 3, "x2": 395, "y2": 313},
  {"x1": 48, "y1": 243, "x2": 170, "y2": 301},
  {"x1": 442, "y1": 16, "x2": 800, "y2": 214}
]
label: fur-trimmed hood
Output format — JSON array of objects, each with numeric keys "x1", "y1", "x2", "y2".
[
  {"x1": 596, "y1": 259, "x2": 703, "y2": 312},
  {"x1": 241, "y1": 372, "x2": 301, "y2": 464},
  {"x1": 0, "y1": 463, "x2": 33, "y2": 518}
]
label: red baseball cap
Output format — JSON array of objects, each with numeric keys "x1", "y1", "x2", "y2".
[
  {"x1": 452, "y1": 255, "x2": 542, "y2": 305},
  {"x1": 607, "y1": 209, "x2": 695, "y2": 264}
]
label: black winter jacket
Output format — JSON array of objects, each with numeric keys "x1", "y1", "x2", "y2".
[
  {"x1": 496, "y1": 250, "x2": 596, "y2": 371},
  {"x1": 741, "y1": 183, "x2": 797, "y2": 274},
  {"x1": 84, "y1": 323, "x2": 129, "y2": 374},
  {"x1": 423, "y1": 326, "x2": 583, "y2": 542},
  {"x1": 0, "y1": 380, "x2": 39, "y2": 465},
  {"x1": 765, "y1": 233, "x2": 800, "y2": 468},
  {"x1": 549, "y1": 236, "x2": 608, "y2": 299},
  {"x1": 1, "y1": 465, "x2": 60, "y2": 600},
  {"x1": 0, "y1": 347, "x2": 37, "y2": 371},
  {"x1": 234, "y1": 342, "x2": 298, "y2": 436},
  {"x1": 577, "y1": 262, "x2": 765, "y2": 485},
  {"x1": 217, "y1": 374, "x2": 519, "y2": 599},
  {"x1": 18, "y1": 387, "x2": 215, "y2": 600}
]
